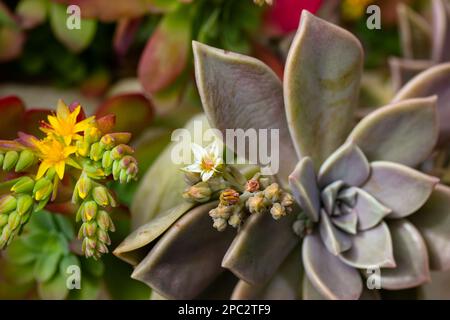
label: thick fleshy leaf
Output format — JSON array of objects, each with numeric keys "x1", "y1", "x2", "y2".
[
  {"x1": 302, "y1": 232, "x2": 363, "y2": 300},
  {"x1": 37, "y1": 272, "x2": 69, "y2": 300},
  {"x1": 22, "y1": 109, "x2": 52, "y2": 138},
  {"x1": 130, "y1": 115, "x2": 209, "y2": 229},
  {"x1": 388, "y1": 58, "x2": 432, "y2": 92},
  {"x1": 113, "y1": 18, "x2": 141, "y2": 56},
  {"x1": 95, "y1": 93, "x2": 154, "y2": 137},
  {"x1": 131, "y1": 202, "x2": 235, "y2": 299},
  {"x1": 331, "y1": 211, "x2": 357, "y2": 235},
  {"x1": 302, "y1": 273, "x2": 326, "y2": 300},
  {"x1": 380, "y1": 220, "x2": 430, "y2": 289},
  {"x1": 288, "y1": 158, "x2": 320, "y2": 222},
  {"x1": 431, "y1": 0, "x2": 450, "y2": 63},
  {"x1": 113, "y1": 202, "x2": 194, "y2": 265},
  {"x1": 319, "y1": 210, "x2": 352, "y2": 255},
  {"x1": 339, "y1": 222, "x2": 396, "y2": 269},
  {"x1": 0, "y1": 95, "x2": 25, "y2": 139},
  {"x1": 362, "y1": 161, "x2": 438, "y2": 219},
  {"x1": 353, "y1": 189, "x2": 391, "y2": 230},
  {"x1": 49, "y1": 2, "x2": 97, "y2": 53},
  {"x1": 231, "y1": 247, "x2": 302, "y2": 300},
  {"x1": 138, "y1": 6, "x2": 190, "y2": 94},
  {"x1": 348, "y1": 96, "x2": 438, "y2": 167},
  {"x1": 418, "y1": 270, "x2": 450, "y2": 299},
  {"x1": 392, "y1": 63, "x2": 450, "y2": 143},
  {"x1": 284, "y1": 11, "x2": 363, "y2": 168},
  {"x1": 318, "y1": 142, "x2": 370, "y2": 188},
  {"x1": 410, "y1": 184, "x2": 450, "y2": 271},
  {"x1": 397, "y1": 2, "x2": 431, "y2": 60},
  {"x1": 222, "y1": 209, "x2": 298, "y2": 285},
  {"x1": 193, "y1": 41, "x2": 297, "y2": 182}
]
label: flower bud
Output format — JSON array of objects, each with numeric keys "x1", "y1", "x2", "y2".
[
  {"x1": 281, "y1": 192, "x2": 294, "y2": 208},
  {"x1": 119, "y1": 169, "x2": 128, "y2": 184},
  {"x1": 96, "y1": 242, "x2": 109, "y2": 254},
  {"x1": 184, "y1": 172, "x2": 201, "y2": 185},
  {"x1": 97, "y1": 210, "x2": 114, "y2": 231},
  {"x1": 212, "y1": 218, "x2": 227, "y2": 232},
  {"x1": 76, "y1": 140, "x2": 90, "y2": 157},
  {"x1": 8, "y1": 211, "x2": 21, "y2": 230},
  {"x1": 245, "y1": 179, "x2": 260, "y2": 193},
  {"x1": 16, "y1": 194, "x2": 33, "y2": 216},
  {"x1": 220, "y1": 189, "x2": 240, "y2": 205},
  {"x1": 112, "y1": 160, "x2": 121, "y2": 180},
  {"x1": 77, "y1": 174, "x2": 92, "y2": 199},
  {"x1": 20, "y1": 212, "x2": 31, "y2": 225},
  {"x1": 0, "y1": 195, "x2": 17, "y2": 214},
  {"x1": 292, "y1": 220, "x2": 306, "y2": 237},
  {"x1": 209, "y1": 205, "x2": 232, "y2": 219},
  {"x1": 102, "y1": 150, "x2": 113, "y2": 170},
  {"x1": 15, "y1": 150, "x2": 35, "y2": 172},
  {"x1": 0, "y1": 153, "x2": 4, "y2": 167},
  {"x1": 11, "y1": 176, "x2": 35, "y2": 193},
  {"x1": 92, "y1": 186, "x2": 109, "y2": 206},
  {"x1": 0, "y1": 214, "x2": 8, "y2": 227},
  {"x1": 0, "y1": 225, "x2": 12, "y2": 247},
  {"x1": 97, "y1": 228, "x2": 111, "y2": 245},
  {"x1": 270, "y1": 203, "x2": 286, "y2": 220},
  {"x1": 82, "y1": 201, "x2": 98, "y2": 221},
  {"x1": 111, "y1": 144, "x2": 134, "y2": 160},
  {"x1": 228, "y1": 213, "x2": 242, "y2": 228},
  {"x1": 3, "y1": 151, "x2": 19, "y2": 171},
  {"x1": 264, "y1": 183, "x2": 281, "y2": 202},
  {"x1": 246, "y1": 193, "x2": 266, "y2": 214},
  {"x1": 90, "y1": 142, "x2": 104, "y2": 161},
  {"x1": 83, "y1": 221, "x2": 97, "y2": 237},
  {"x1": 182, "y1": 182, "x2": 212, "y2": 203},
  {"x1": 33, "y1": 178, "x2": 52, "y2": 201}
]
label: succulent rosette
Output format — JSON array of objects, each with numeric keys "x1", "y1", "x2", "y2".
[{"x1": 116, "y1": 11, "x2": 450, "y2": 300}]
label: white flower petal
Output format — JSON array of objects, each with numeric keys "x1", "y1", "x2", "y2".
[
  {"x1": 191, "y1": 143, "x2": 206, "y2": 162},
  {"x1": 201, "y1": 170, "x2": 215, "y2": 182}
]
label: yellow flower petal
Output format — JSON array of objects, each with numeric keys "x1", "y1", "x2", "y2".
[
  {"x1": 36, "y1": 161, "x2": 51, "y2": 179},
  {"x1": 55, "y1": 161, "x2": 65, "y2": 179}
]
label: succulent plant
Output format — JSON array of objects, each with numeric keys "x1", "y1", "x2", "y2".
[
  {"x1": 116, "y1": 11, "x2": 450, "y2": 300},
  {"x1": 389, "y1": 0, "x2": 450, "y2": 91}
]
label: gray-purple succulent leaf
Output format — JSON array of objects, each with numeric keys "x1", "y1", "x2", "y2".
[
  {"x1": 392, "y1": 63, "x2": 450, "y2": 144},
  {"x1": 389, "y1": 58, "x2": 433, "y2": 92},
  {"x1": 130, "y1": 201, "x2": 235, "y2": 299},
  {"x1": 284, "y1": 10, "x2": 363, "y2": 169},
  {"x1": 347, "y1": 96, "x2": 438, "y2": 167},
  {"x1": 192, "y1": 41, "x2": 297, "y2": 184},
  {"x1": 431, "y1": 0, "x2": 450, "y2": 63}
]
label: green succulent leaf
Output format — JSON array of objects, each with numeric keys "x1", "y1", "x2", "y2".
[
  {"x1": 349, "y1": 97, "x2": 438, "y2": 167},
  {"x1": 410, "y1": 184, "x2": 450, "y2": 271},
  {"x1": 379, "y1": 219, "x2": 430, "y2": 290},
  {"x1": 362, "y1": 161, "x2": 438, "y2": 219},
  {"x1": 53, "y1": 214, "x2": 75, "y2": 240},
  {"x1": 6, "y1": 239, "x2": 38, "y2": 265},
  {"x1": 16, "y1": 0, "x2": 48, "y2": 29},
  {"x1": 392, "y1": 63, "x2": 450, "y2": 143},
  {"x1": 131, "y1": 202, "x2": 234, "y2": 299},
  {"x1": 34, "y1": 251, "x2": 62, "y2": 283},
  {"x1": 37, "y1": 271, "x2": 69, "y2": 300},
  {"x1": 192, "y1": 41, "x2": 298, "y2": 182},
  {"x1": 284, "y1": 11, "x2": 363, "y2": 168},
  {"x1": 302, "y1": 231, "x2": 363, "y2": 300}
]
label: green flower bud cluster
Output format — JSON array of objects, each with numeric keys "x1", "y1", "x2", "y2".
[
  {"x1": 0, "y1": 149, "x2": 36, "y2": 172},
  {"x1": 292, "y1": 212, "x2": 314, "y2": 238},
  {"x1": 73, "y1": 173, "x2": 116, "y2": 259},
  {"x1": 0, "y1": 169, "x2": 57, "y2": 248}
]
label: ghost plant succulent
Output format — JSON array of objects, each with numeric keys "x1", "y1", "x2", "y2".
[
  {"x1": 116, "y1": 11, "x2": 450, "y2": 300},
  {"x1": 389, "y1": 0, "x2": 450, "y2": 91}
]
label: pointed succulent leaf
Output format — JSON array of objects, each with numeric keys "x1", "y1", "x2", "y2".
[
  {"x1": 380, "y1": 220, "x2": 430, "y2": 289},
  {"x1": 131, "y1": 202, "x2": 235, "y2": 299},
  {"x1": 37, "y1": 272, "x2": 69, "y2": 300},
  {"x1": 288, "y1": 158, "x2": 320, "y2": 222},
  {"x1": 114, "y1": 202, "x2": 194, "y2": 265},
  {"x1": 339, "y1": 222, "x2": 396, "y2": 269},
  {"x1": 388, "y1": 58, "x2": 432, "y2": 93},
  {"x1": 319, "y1": 210, "x2": 352, "y2": 255},
  {"x1": 284, "y1": 11, "x2": 363, "y2": 168},
  {"x1": 362, "y1": 161, "x2": 438, "y2": 219},
  {"x1": 318, "y1": 142, "x2": 370, "y2": 188},
  {"x1": 131, "y1": 115, "x2": 209, "y2": 229},
  {"x1": 193, "y1": 41, "x2": 297, "y2": 182},
  {"x1": 49, "y1": 2, "x2": 97, "y2": 53},
  {"x1": 409, "y1": 184, "x2": 450, "y2": 271},
  {"x1": 222, "y1": 209, "x2": 298, "y2": 285},
  {"x1": 431, "y1": 0, "x2": 450, "y2": 63},
  {"x1": 139, "y1": 6, "x2": 191, "y2": 94},
  {"x1": 353, "y1": 189, "x2": 391, "y2": 230},
  {"x1": 348, "y1": 97, "x2": 438, "y2": 167},
  {"x1": 231, "y1": 247, "x2": 302, "y2": 300},
  {"x1": 397, "y1": 3, "x2": 431, "y2": 60},
  {"x1": 331, "y1": 211, "x2": 357, "y2": 235},
  {"x1": 95, "y1": 93, "x2": 154, "y2": 137},
  {"x1": 392, "y1": 63, "x2": 450, "y2": 143},
  {"x1": 418, "y1": 270, "x2": 450, "y2": 299},
  {"x1": 302, "y1": 232, "x2": 363, "y2": 300},
  {"x1": 302, "y1": 273, "x2": 326, "y2": 300}
]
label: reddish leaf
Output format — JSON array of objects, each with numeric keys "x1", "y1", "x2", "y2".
[
  {"x1": 22, "y1": 109, "x2": 51, "y2": 138},
  {"x1": 95, "y1": 93, "x2": 154, "y2": 138},
  {"x1": 0, "y1": 96, "x2": 26, "y2": 139},
  {"x1": 114, "y1": 18, "x2": 141, "y2": 56},
  {"x1": 138, "y1": 6, "x2": 191, "y2": 94},
  {"x1": 0, "y1": 3, "x2": 25, "y2": 62}
]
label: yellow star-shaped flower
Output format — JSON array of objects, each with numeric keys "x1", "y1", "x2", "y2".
[{"x1": 41, "y1": 100, "x2": 95, "y2": 145}]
